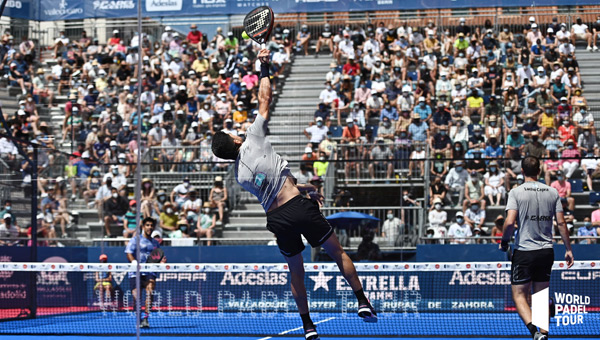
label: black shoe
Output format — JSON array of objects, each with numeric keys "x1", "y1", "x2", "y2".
[
  {"x1": 533, "y1": 332, "x2": 548, "y2": 340},
  {"x1": 549, "y1": 297, "x2": 555, "y2": 318},
  {"x1": 304, "y1": 327, "x2": 319, "y2": 340},
  {"x1": 140, "y1": 318, "x2": 149, "y2": 328},
  {"x1": 358, "y1": 303, "x2": 378, "y2": 323}
]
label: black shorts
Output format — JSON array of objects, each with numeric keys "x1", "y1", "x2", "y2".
[
  {"x1": 266, "y1": 195, "x2": 334, "y2": 257},
  {"x1": 511, "y1": 248, "x2": 554, "y2": 284},
  {"x1": 129, "y1": 274, "x2": 156, "y2": 290}
]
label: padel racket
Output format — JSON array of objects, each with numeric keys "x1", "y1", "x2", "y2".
[
  {"x1": 146, "y1": 247, "x2": 165, "y2": 263},
  {"x1": 243, "y1": 6, "x2": 274, "y2": 47}
]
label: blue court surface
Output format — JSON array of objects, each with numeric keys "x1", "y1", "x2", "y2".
[
  {"x1": 1, "y1": 311, "x2": 599, "y2": 338},
  {"x1": 3, "y1": 337, "x2": 600, "y2": 340}
]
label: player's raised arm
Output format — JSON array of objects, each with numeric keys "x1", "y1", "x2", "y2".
[{"x1": 258, "y1": 48, "x2": 272, "y2": 121}]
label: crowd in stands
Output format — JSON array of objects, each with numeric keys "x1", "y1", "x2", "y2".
[
  {"x1": 0, "y1": 22, "x2": 296, "y2": 244},
  {"x1": 1, "y1": 15, "x2": 600, "y2": 246},
  {"x1": 303, "y1": 15, "x2": 600, "y2": 244}
]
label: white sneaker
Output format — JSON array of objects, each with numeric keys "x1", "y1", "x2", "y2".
[
  {"x1": 594, "y1": 46, "x2": 599, "y2": 51},
  {"x1": 587, "y1": 46, "x2": 593, "y2": 51}
]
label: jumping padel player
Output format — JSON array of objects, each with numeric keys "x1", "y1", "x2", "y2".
[
  {"x1": 212, "y1": 49, "x2": 376, "y2": 340},
  {"x1": 125, "y1": 217, "x2": 166, "y2": 328},
  {"x1": 501, "y1": 156, "x2": 574, "y2": 340}
]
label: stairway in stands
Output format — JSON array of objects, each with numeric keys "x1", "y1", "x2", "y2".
[
  {"x1": 224, "y1": 54, "x2": 331, "y2": 239},
  {"x1": 577, "y1": 48, "x2": 600, "y2": 124}
]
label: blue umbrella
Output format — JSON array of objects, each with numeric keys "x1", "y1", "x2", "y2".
[{"x1": 325, "y1": 211, "x2": 380, "y2": 230}]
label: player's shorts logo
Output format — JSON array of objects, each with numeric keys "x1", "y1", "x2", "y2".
[{"x1": 254, "y1": 172, "x2": 266, "y2": 188}]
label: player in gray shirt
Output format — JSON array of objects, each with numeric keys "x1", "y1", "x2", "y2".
[
  {"x1": 211, "y1": 49, "x2": 377, "y2": 339},
  {"x1": 501, "y1": 156, "x2": 573, "y2": 340}
]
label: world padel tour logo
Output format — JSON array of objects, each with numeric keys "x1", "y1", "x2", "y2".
[
  {"x1": 532, "y1": 288, "x2": 591, "y2": 330},
  {"x1": 553, "y1": 292, "x2": 591, "y2": 327},
  {"x1": 145, "y1": 0, "x2": 182, "y2": 11}
]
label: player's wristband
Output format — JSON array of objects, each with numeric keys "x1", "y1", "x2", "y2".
[
  {"x1": 260, "y1": 62, "x2": 270, "y2": 80},
  {"x1": 500, "y1": 240, "x2": 509, "y2": 252}
]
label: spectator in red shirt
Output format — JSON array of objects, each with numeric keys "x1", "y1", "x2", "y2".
[
  {"x1": 558, "y1": 118, "x2": 577, "y2": 144},
  {"x1": 551, "y1": 170, "x2": 575, "y2": 210},
  {"x1": 108, "y1": 29, "x2": 120, "y2": 46},
  {"x1": 341, "y1": 118, "x2": 361, "y2": 143},
  {"x1": 342, "y1": 56, "x2": 361, "y2": 88},
  {"x1": 187, "y1": 24, "x2": 202, "y2": 45}
]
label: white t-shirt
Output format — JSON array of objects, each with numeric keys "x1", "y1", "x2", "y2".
[
  {"x1": 448, "y1": 222, "x2": 472, "y2": 244},
  {"x1": 572, "y1": 24, "x2": 589, "y2": 35},
  {"x1": 319, "y1": 89, "x2": 338, "y2": 104},
  {"x1": 305, "y1": 125, "x2": 329, "y2": 144},
  {"x1": 382, "y1": 217, "x2": 402, "y2": 243},
  {"x1": 428, "y1": 209, "x2": 447, "y2": 228},
  {"x1": 465, "y1": 208, "x2": 486, "y2": 226},
  {"x1": 484, "y1": 171, "x2": 505, "y2": 188}
]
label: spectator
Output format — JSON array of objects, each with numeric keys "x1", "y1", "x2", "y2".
[
  {"x1": 490, "y1": 215, "x2": 504, "y2": 243},
  {"x1": 209, "y1": 176, "x2": 228, "y2": 223},
  {"x1": 293, "y1": 162, "x2": 314, "y2": 185},
  {"x1": 408, "y1": 113, "x2": 429, "y2": 143},
  {"x1": 543, "y1": 149, "x2": 561, "y2": 185},
  {"x1": 445, "y1": 161, "x2": 468, "y2": 207},
  {"x1": 171, "y1": 177, "x2": 191, "y2": 209},
  {"x1": 378, "y1": 116, "x2": 395, "y2": 143},
  {"x1": 341, "y1": 117, "x2": 361, "y2": 143},
  {"x1": 463, "y1": 170, "x2": 486, "y2": 212},
  {"x1": 103, "y1": 187, "x2": 128, "y2": 237},
  {"x1": 160, "y1": 130, "x2": 183, "y2": 172},
  {"x1": 319, "y1": 130, "x2": 337, "y2": 157},
  {"x1": 577, "y1": 217, "x2": 598, "y2": 244},
  {"x1": 123, "y1": 200, "x2": 137, "y2": 238},
  {"x1": 381, "y1": 209, "x2": 402, "y2": 246},
  {"x1": 523, "y1": 130, "x2": 546, "y2": 159},
  {"x1": 464, "y1": 199, "x2": 485, "y2": 230},
  {"x1": 182, "y1": 189, "x2": 202, "y2": 224},
  {"x1": 551, "y1": 170, "x2": 575, "y2": 210},
  {"x1": 196, "y1": 202, "x2": 216, "y2": 245},
  {"x1": 484, "y1": 161, "x2": 506, "y2": 206},
  {"x1": 447, "y1": 212, "x2": 472, "y2": 244},
  {"x1": 83, "y1": 166, "x2": 102, "y2": 206},
  {"x1": 0, "y1": 213, "x2": 19, "y2": 246},
  {"x1": 581, "y1": 151, "x2": 600, "y2": 191},
  {"x1": 159, "y1": 202, "x2": 178, "y2": 237},
  {"x1": 316, "y1": 23, "x2": 334, "y2": 55},
  {"x1": 571, "y1": 17, "x2": 593, "y2": 51},
  {"x1": 429, "y1": 175, "x2": 448, "y2": 206},
  {"x1": 296, "y1": 24, "x2": 311, "y2": 55},
  {"x1": 313, "y1": 151, "x2": 329, "y2": 177},
  {"x1": 0, "y1": 200, "x2": 16, "y2": 227},
  {"x1": 428, "y1": 198, "x2": 448, "y2": 243},
  {"x1": 505, "y1": 127, "x2": 525, "y2": 159},
  {"x1": 319, "y1": 81, "x2": 338, "y2": 110},
  {"x1": 429, "y1": 125, "x2": 452, "y2": 158},
  {"x1": 560, "y1": 139, "x2": 581, "y2": 179},
  {"x1": 304, "y1": 117, "x2": 328, "y2": 148}
]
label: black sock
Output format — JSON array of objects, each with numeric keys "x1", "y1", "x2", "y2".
[
  {"x1": 526, "y1": 322, "x2": 538, "y2": 337},
  {"x1": 300, "y1": 313, "x2": 314, "y2": 330},
  {"x1": 354, "y1": 289, "x2": 368, "y2": 305}
]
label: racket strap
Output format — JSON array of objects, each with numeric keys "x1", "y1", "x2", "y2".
[{"x1": 260, "y1": 62, "x2": 270, "y2": 80}]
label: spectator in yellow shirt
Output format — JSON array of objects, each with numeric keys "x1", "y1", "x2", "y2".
[
  {"x1": 453, "y1": 33, "x2": 469, "y2": 54},
  {"x1": 466, "y1": 90, "x2": 484, "y2": 119},
  {"x1": 313, "y1": 151, "x2": 329, "y2": 177}
]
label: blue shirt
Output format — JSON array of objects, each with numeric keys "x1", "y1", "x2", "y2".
[
  {"x1": 413, "y1": 104, "x2": 432, "y2": 120},
  {"x1": 74, "y1": 160, "x2": 93, "y2": 178},
  {"x1": 485, "y1": 144, "x2": 503, "y2": 158},
  {"x1": 229, "y1": 82, "x2": 242, "y2": 97},
  {"x1": 408, "y1": 122, "x2": 428, "y2": 142},
  {"x1": 380, "y1": 107, "x2": 398, "y2": 121},
  {"x1": 125, "y1": 235, "x2": 160, "y2": 277}
]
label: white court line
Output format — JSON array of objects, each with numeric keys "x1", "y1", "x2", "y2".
[{"x1": 257, "y1": 316, "x2": 336, "y2": 340}]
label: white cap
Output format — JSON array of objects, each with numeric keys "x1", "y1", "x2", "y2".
[
  {"x1": 188, "y1": 70, "x2": 195, "y2": 75},
  {"x1": 531, "y1": 23, "x2": 538, "y2": 28},
  {"x1": 232, "y1": 74, "x2": 239, "y2": 78},
  {"x1": 418, "y1": 96, "x2": 425, "y2": 102},
  {"x1": 164, "y1": 77, "x2": 171, "y2": 83},
  {"x1": 81, "y1": 151, "x2": 90, "y2": 158},
  {"x1": 176, "y1": 110, "x2": 184, "y2": 115},
  {"x1": 547, "y1": 27, "x2": 554, "y2": 33},
  {"x1": 191, "y1": 122, "x2": 198, "y2": 127},
  {"x1": 537, "y1": 66, "x2": 545, "y2": 72},
  {"x1": 87, "y1": 84, "x2": 94, "y2": 89},
  {"x1": 402, "y1": 85, "x2": 412, "y2": 92},
  {"x1": 202, "y1": 76, "x2": 209, "y2": 82},
  {"x1": 122, "y1": 121, "x2": 130, "y2": 127},
  {"x1": 17, "y1": 109, "x2": 25, "y2": 116},
  {"x1": 242, "y1": 57, "x2": 249, "y2": 63},
  {"x1": 37, "y1": 213, "x2": 44, "y2": 220},
  {"x1": 3, "y1": 213, "x2": 11, "y2": 219},
  {"x1": 459, "y1": 17, "x2": 466, "y2": 22},
  {"x1": 346, "y1": 117, "x2": 354, "y2": 123},
  {"x1": 529, "y1": 16, "x2": 535, "y2": 22},
  {"x1": 560, "y1": 96, "x2": 568, "y2": 101},
  {"x1": 165, "y1": 26, "x2": 172, "y2": 31},
  {"x1": 98, "y1": 69, "x2": 106, "y2": 75},
  {"x1": 143, "y1": 56, "x2": 149, "y2": 61},
  {"x1": 178, "y1": 85, "x2": 186, "y2": 91},
  {"x1": 118, "y1": 153, "x2": 126, "y2": 159},
  {"x1": 109, "y1": 140, "x2": 117, "y2": 146},
  {"x1": 164, "y1": 103, "x2": 172, "y2": 111},
  {"x1": 304, "y1": 147, "x2": 313, "y2": 154},
  {"x1": 113, "y1": 29, "x2": 119, "y2": 34},
  {"x1": 225, "y1": 118, "x2": 232, "y2": 123},
  {"x1": 315, "y1": 117, "x2": 323, "y2": 122},
  {"x1": 150, "y1": 116, "x2": 160, "y2": 124},
  {"x1": 218, "y1": 69, "x2": 226, "y2": 74},
  {"x1": 151, "y1": 230, "x2": 162, "y2": 238}
]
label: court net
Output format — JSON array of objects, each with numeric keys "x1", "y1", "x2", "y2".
[{"x1": 0, "y1": 261, "x2": 598, "y2": 337}]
